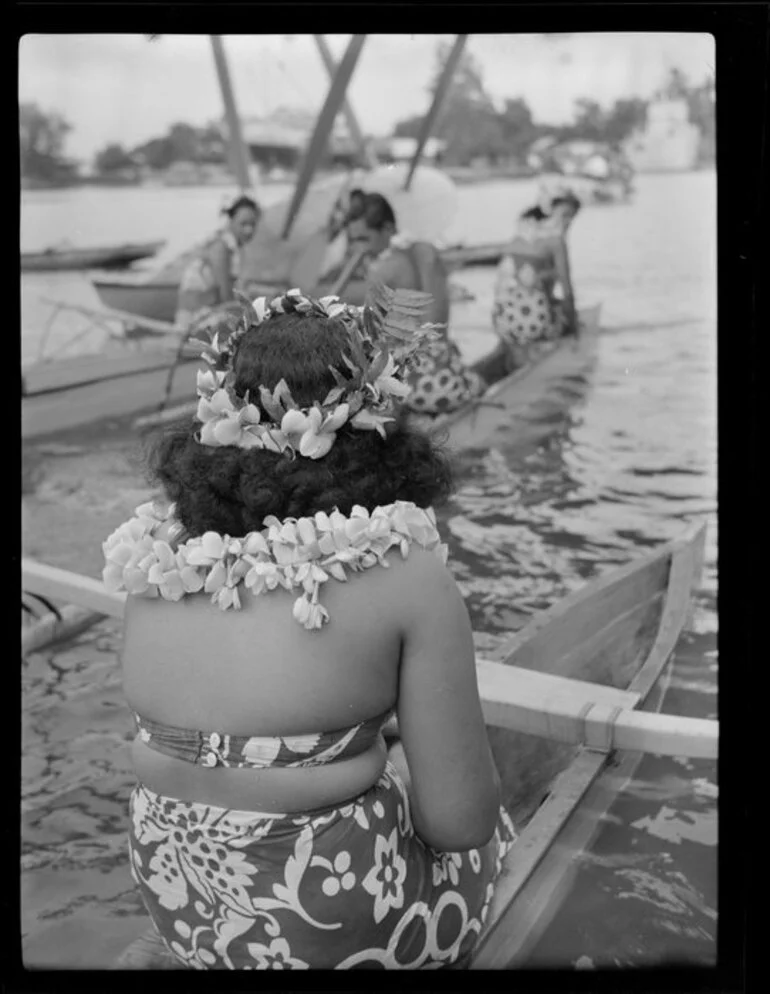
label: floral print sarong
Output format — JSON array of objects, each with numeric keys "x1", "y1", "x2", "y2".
[
  {"x1": 405, "y1": 338, "x2": 486, "y2": 416},
  {"x1": 129, "y1": 763, "x2": 516, "y2": 969}
]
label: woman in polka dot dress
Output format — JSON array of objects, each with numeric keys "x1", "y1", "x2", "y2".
[{"x1": 492, "y1": 194, "x2": 581, "y2": 355}]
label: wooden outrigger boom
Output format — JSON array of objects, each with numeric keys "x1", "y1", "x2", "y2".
[
  {"x1": 405, "y1": 35, "x2": 469, "y2": 191},
  {"x1": 313, "y1": 34, "x2": 378, "y2": 170},
  {"x1": 209, "y1": 36, "x2": 254, "y2": 194},
  {"x1": 281, "y1": 34, "x2": 368, "y2": 240},
  {"x1": 21, "y1": 531, "x2": 716, "y2": 763}
]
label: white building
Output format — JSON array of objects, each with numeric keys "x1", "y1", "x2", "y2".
[
  {"x1": 624, "y1": 98, "x2": 700, "y2": 173},
  {"x1": 371, "y1": 136, "x2": 446, "y2": 164}
]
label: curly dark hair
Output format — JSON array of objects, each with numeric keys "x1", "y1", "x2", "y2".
[
  {"x1": 222, "y1": 194, "x2": 261, "y2": 219},
  {"x1": 349, "y1": 192, "x2": 397, "y2": 231},
  {"x1": 146, "y1": 310, "x2": 454, "y2": 537}
]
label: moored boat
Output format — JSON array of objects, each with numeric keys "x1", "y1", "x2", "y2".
[
  {"x1": 436, "y1": 303, "x2": 601, "y2": 451},
  {"x1": 90, "y1": 241, "x2": 509, "y2": 326},
  {"x1": 528, "y1": 139, "x2": 635, "y2": 206},
  {"x1": 20, "y1": 519, "x2": 712, "y2": 967},
  {"x1": 21, "y1": 241, "x2": 165, "y2": 273},
  {"x1": 90, "y1": 275, "x2": 179, "y2": 323},
  {"x1": 21, "y1": 301, "x2": 601, "y2": 442}
]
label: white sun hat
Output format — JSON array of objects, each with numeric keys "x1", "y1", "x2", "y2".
[{"x1": 360, "y1": 164, "x2": 459, "y2": 246}]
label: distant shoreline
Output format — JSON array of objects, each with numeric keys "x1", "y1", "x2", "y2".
[{"x1": 22, "y1": 159, "x2": 715, "y2": 195}]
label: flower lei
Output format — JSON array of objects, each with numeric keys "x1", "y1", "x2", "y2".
[
  {"x1": 191, "y1": 285, "x2": 441, "y2": 459},
  {"x1": 103, "y1": 499, "x2": 448, "y2": 630}
]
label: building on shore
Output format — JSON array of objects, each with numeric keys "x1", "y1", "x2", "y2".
[
  {"x1": 239, "y1": 107, "x2": 362, "y2": 173},
  {"x1": 370, "y1": 136, "x2": 446, "y2": 165},
  {"x1": 624, "y1": 98, "x2": 700, "y2": 173}
]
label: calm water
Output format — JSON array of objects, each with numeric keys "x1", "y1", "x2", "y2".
[{"x1": 21, "y1": 171, "x2": 717, "y2": 967}]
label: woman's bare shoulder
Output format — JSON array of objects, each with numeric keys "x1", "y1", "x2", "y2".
[
  {"x1": 207, "y1": 238, "x2": 231, "y2": 263},
  {"x1": 363, "y1": 545, "x2": 458, "y2": 616},
  {"x1": 410, "y1": 240, "x2": 441, "y2": 262}
]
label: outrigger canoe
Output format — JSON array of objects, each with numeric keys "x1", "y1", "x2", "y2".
[
  {"x1": 20, "y1": 520, "x2": 713, "y2": 968},
  {"x1": 90, "y1": 242, "x2": 508, "y2": 325},
  {"x1": 21, "y1": 241, "x2": 165, "y2": 273},
  {"x1": 21, "y1": 301, "x2": 600, "y2": 441},
  {"x1": 434, "y1": 303, "x2": 601, "y2": 452}
]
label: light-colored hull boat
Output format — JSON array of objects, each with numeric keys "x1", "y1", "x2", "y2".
[{"x1": 21, "y1": 241, "x2": 165, "y2": 273}]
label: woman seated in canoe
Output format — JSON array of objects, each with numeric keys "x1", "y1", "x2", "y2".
[
  {"x1": 492, "y1": 192, "x2": 581, "y2": 358},
  {"x1": 344, "y1": 192, "x2": 485, "y2": 417},
  {"x1": 104, "y1": 288, "x2": 516, "y2": 970},
  {"x1": 174, "y1": 193, "x2": 261, "y2": 331}
]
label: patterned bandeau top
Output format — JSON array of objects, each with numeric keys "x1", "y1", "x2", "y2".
[{"x1": 133, "y1": 708, "x2": 393, "y2": 769}]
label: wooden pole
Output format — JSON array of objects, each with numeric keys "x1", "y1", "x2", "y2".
[
  {"x1": 281, "y1": 34, "x2": 367, "y2": 240},
  {"x1": 20, "y1": 556, "x2": 719, "y2": 760},
  {"x1": 329, "y1": 246, "x2": 368, "y2": 297},
  {"x1": 404, "y1": 34, "x2": 468, "y2": 191},
  {"x1": 210, "y1": 35, "x2": 254, "y2": 193},
  {"x1": 313, "y1": 35, "x2": 377, "y2": 169},
  {"x1": 23, "y1": 605, "x2": 105, "y2": 657}
]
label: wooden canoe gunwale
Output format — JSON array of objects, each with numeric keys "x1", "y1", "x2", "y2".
[
  {"x1": 21, "y1": 241, "x2": 165, "y2": 273},
  {"x1": 89, "y1": 243, "x2": 509, "y2": 326},
  {"x1": 471, "y1": 520, "x2": 707, "y2": 968},
  {"x1": 425, "y1": 302, "x2": 601, "y2": 450}
]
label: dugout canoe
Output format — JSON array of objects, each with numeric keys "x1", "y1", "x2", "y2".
[
  {"x1": 471, "y1": 518, "x2": 708, "y2": 966},
  {"x1": 20, "y1": 520, "x2": 711, "y2": 968},
  {"x1": 21, "y1": 240, "x2": 165, "y2": 273},
  {"x1": 425, "y1": 301, "x2": 602, "y2": 452}
]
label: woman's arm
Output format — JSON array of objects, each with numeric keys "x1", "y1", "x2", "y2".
[
  {"x1": 410, "y1": 242, "x2": 451, "y2": 327},
  {"x1": 209, "y1": 240, "x2": 234, "y2": 303},
  {"x1": 551, "y1": 237, "x2": 578, "y2": 334},
  {"x1": 395, "y1": 549, "x2": 502, "y2": 851}
]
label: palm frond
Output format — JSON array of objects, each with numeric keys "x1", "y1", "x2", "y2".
[{"x1": 364, "y1": 282, "x2": 434, "y2": 344}]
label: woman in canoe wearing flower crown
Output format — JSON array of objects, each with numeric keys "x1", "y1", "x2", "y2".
[
  {"x1": 492, "y1": 191, "x2": 581, "y2": 359},
  {"x1": 105, "y1": 286, "x2": 516, "y2": 970},
  {"x1": 345, "y1": 192, "x2": 486, "y2": 417},
  {"x1": 174, "y1": 193, "x2": 262, "y2": 332}
]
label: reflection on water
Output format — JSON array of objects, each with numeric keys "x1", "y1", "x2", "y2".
[{"x1": 21, "y1": 171, "x2": 716, "y2": 967}]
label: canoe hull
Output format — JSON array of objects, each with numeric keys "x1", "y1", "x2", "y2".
[
  {"x1": 91, "y1": 279, "x2": 179, "y2": 323},
  {"x1": 424, "y1": 303, "x2": 602, "y2": 452},
  {"x1": 473, "y1": 522, "x2": 706, "y2": 967},
  {"x1": 89, "y1": 241, "x2": 509, "y2": 326},
  {"x1": 22, "y1": 241, "x2": 164, "y2": 273},
  {"x1": 24, "y1": 295, "x2": 601, "y2": 440}
]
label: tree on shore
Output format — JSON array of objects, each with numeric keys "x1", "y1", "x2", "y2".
[
  {"x1": 390, "y1": 50, "x2": 713, "y2": 168},
  {"x1": 20, "y1": 103, "x2": 79, "y2": 184},
  {"x1": 394, "y1": 40, "x2": 506, "y2": 166},
  {"x1": 130, "y1": 121, "x2": 228, "y2": 170},
  {"x1": 94, "y1": 143, "x2": 137, "y2": 175},
  {"x1": 683, "y1": 72, "x2": 716, "y2": 166}
]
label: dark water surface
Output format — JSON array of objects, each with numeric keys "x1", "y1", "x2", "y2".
[{"x1": 21, "y1": 171, "x2": 716, "y2": 968}]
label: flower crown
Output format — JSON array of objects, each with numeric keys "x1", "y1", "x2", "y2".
[{"x1": 190, "y1": 284, "x2": 442, "y2": 460}]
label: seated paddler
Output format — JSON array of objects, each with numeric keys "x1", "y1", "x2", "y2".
[
  {"x1": 492, "y1": 190, "x2": 581, "y2": 361},
  {"x1": 175, "y1": 192, "x2": 262, "y2": 333},
  {"x1": 342, "y1": 192, "x2": 485, "y2": 417},
  {"x1": 104, "y1": 285, "x2": 516, "y2": 970}
]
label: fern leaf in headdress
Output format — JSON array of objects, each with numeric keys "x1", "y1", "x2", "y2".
[{"x1": 363, "y1": 282, "x2": 443, "y2": 370}]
